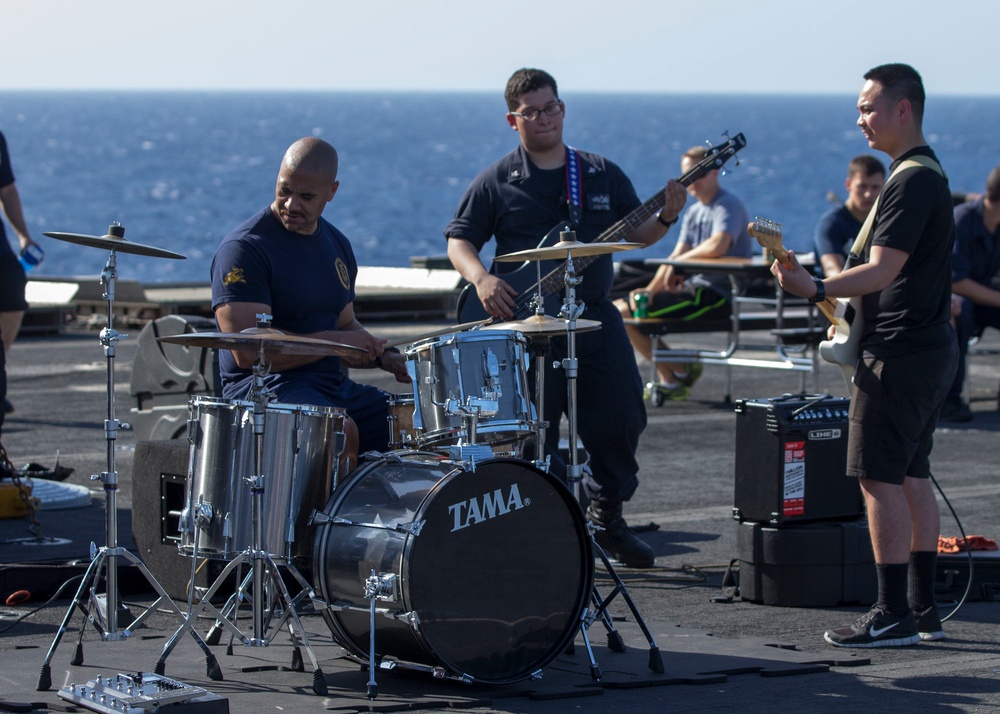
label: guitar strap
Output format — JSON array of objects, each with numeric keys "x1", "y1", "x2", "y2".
[
  {"x1": 565, "y1": 146, "x2": 583, "y2": 226},
  {"x1": 847, "y1": 154, "x2": 946, "y2": 263}
]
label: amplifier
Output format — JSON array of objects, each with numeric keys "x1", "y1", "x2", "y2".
[
  {"x1": 733, "y1": 394, "x2": 863, "y2": 524},
  {"x1": 738, "y1": 519, "x2": 877, "y2": 607}
]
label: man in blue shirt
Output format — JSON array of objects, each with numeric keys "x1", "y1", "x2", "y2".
[
  {"x1": 212, "y1": 137, "x2": 409, "y2": 468},
  {"x1": 940, "y1": 165, "x2": 1000, "y2": 421},
  {"x1": 813, "y1": 155, "x2": 885, "y2": 277}
]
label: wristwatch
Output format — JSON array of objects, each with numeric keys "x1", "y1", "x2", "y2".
[{"x1": 808, "y1": 277, "x2": 826, "y2": 304}]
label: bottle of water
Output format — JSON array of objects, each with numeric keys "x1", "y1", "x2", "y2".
[{"x1": 18, "y1": 244, "x2": 44, "y2": 272}]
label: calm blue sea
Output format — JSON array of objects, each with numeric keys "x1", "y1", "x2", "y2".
[{"x1": 1, "y1": 91, "x2": 998, "y2": 284}]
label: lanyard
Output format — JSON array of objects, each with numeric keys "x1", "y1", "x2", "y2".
[{"x1": 565, "y1": 146, "x2": 583, "y2": 226}]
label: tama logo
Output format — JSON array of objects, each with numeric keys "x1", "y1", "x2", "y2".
[
  {"x1": 448, "y1": 484, "x2": 527, "y2": 532},
  {"x1": 809, "y1": 428, "x2": 842, "y2": 440}
]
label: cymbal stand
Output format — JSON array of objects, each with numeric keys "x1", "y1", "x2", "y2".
[
  {"x1": 553, "y1": 231, "x2": 664, "y2": 678},
  {"x1": 37, "y1": 229, "x2": 221, "y2": 691},
  {"x1": 154, "y1": 337, "x2": 329, "y2": 695}
]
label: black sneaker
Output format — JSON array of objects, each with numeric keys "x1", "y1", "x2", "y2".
[
  {"x1": 939, "y1": 397, "x2": 973, "y2": 423},
  {"x1": 914, "y1": 605, "x2": 945, "y2": 641},
  {"x1": 823, "y1": 606, "x2": 920, "y2": 648}
]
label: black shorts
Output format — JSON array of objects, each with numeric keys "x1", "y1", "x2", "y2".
[
  {"x1": 648, "y1": 285, "x2": 729, "y2": 321},
  {"x1": 0, "y1": 251, "x2": 27, "y2": 312},
  {"x1": 846, "y1": 342, "x2": 958, "y2": 484}
]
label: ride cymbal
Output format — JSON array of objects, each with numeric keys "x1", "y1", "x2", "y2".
[
  {"x1": 492, "y1": 240, "x2": 643, "y2": 262},
  {"x1": 157, "y1": 328, "x2": 367, "y2": 357}
]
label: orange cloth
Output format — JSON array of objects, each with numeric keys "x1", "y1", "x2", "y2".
[{"x1": 938, "y1": 535, "x2": 999, "y2": 553}]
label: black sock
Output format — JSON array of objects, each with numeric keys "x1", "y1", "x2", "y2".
[
  {"x1": 876, "y1": 562, "x2": 910, "y2": 616},
  {"x1": 908, "y1": 551, "x2": 938, "y2": 612}
]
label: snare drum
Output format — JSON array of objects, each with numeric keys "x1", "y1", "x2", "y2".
[
  {"x1": 405, "y1": 330, "x2": 533, "y2": 449},
  {"x1": 179, "y1": 397, "x2": 344, "y2": 562},
  {"x1": 312, "y1": 450, "x2": 592, "y2": 684},
  {"x1": 386, "y1": 393, "x2": 420, "y2": 449}
]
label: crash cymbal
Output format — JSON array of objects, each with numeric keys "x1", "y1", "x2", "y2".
[
  {"x1": 483, "y1": 314, "x2": 602, "y2": 335},
  {"x1": 492, "y1": 240, "x2": 643, "y2": 262},
  {"x1": 157, "y1": 327, "x2": 367, "y2": 357},
  {"x1": 387, "y1": 319, "x2": 491, "y2": 348},
  {"x1": 44, "y1": 228, "x2": 186, "y2": 260}
]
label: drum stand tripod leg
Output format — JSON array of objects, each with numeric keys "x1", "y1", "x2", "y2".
[
  {"x1": 576, "y1": 606, "x2": 603, "y2": 681},
  {"x1": 589, "y1": 539, "x2": 664, "y2": 674}
]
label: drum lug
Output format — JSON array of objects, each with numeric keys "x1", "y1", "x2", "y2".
[
  {"x1": 178, "y1": 507, "x2": 192, "y2": 535},
  {"x1": 308, "y1": 508, "x2": 329, "y2": 526}
]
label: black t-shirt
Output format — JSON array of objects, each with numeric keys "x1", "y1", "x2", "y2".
[
  {"x1": 0, "y1": 132, "x2": 15, "y2": 259},
  {"x1": 861, "y1": 147, "x2": 955, "y2": 357}
]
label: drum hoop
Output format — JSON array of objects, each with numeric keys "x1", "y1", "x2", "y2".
[{"x1": 405, "y1": 328, "x2": 527, "y2": 354}]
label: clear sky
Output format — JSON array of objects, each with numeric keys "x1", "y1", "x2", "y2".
[{"x1": 1, "y1": 0, "x2": 996, "y2": 96}]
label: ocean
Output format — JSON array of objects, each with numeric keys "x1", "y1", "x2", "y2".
[{"x1": 1, "y1": 91, "x2": 998, "y2": 284}]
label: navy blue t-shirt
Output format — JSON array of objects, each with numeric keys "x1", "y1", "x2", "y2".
[
  {"x1": 445, "y1": 144, "x2": 641, "y2": 304},
  {"x1": 211, "y1": 207, "x2": 357, "y2": 389},
  {"x1": 813, "y1": 204, "x2": 862, "y2": 275},
  {"x1": 952, "y1": 197, "x2": 1000, "y2": 286}
]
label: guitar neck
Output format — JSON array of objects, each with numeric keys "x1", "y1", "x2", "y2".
[{"x1": 523, "y1": 159, "x2": 712, "y2": 317}]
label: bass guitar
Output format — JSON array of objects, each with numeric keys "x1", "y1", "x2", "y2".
[
  {"x1": 457, "y1": 133, "x2": 747, "y2": 324},
  {"x1": 747, "y1": 217, "x2": 859, "y2": 388}
]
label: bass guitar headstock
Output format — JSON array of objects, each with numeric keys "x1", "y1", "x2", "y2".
[{"x1": 748, "y1": 216, "x2": 790, "y2": 265}]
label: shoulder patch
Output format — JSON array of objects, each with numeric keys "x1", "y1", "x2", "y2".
[
  {"x1": 223, "y1": 267, "x2": 246, "y2": 286},
  {"x1": 335, "y1": 258, "x2": 351, "y2": 289}
]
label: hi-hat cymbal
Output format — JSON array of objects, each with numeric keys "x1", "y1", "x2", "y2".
[
  {"x1": 493, "y1": 240, "x2": 643, "y2": 262},
  {"x1": 157, "y1": 327, "x2": 367, "y2": 357},
  {"x1": 483, "y1": 314, "x2": 602, "y2": 335},
  {"x1": 44, "y1": 230, "x2": 186, "y2": 260}
]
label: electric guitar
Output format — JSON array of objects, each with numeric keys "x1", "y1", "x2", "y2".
[
  {"x1": 747, "y1": 218, "x2": 859, "y2": 388},
  {"x1": 456, "y1": 133, "x2": 747, "y2": 324}
]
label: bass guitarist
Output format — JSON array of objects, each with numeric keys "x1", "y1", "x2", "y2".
[
  {"x1": 445, "y1": 68, "x2": 686, "y2": 569},
  {"x1": 771, "y1": 64, "x2": 957, "y2": 648}
]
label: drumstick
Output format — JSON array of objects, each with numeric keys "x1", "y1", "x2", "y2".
[{"x1": 386, "y1": 319, "x2": 490, "y2": 349}]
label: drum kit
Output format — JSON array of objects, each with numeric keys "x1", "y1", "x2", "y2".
[{"x1": 34, "y1": 225, "x2": 663, "y2": 700}]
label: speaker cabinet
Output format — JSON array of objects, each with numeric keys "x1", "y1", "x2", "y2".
[
  {"x1": 131, "y1": 440, "x2": 226, "y2": 600},
  {"x1": 734, "y1": 394, "x2": 863, "y2": 525}
]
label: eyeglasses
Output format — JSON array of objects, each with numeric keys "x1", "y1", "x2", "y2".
[{"x1": 509, "y1": 101, "x2": 564, "y2": 122}]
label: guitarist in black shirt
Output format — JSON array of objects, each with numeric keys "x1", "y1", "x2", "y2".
[
  {"x1": 445, "y1": 68, "x2": 686, "y2": 568},
  {"x1": 771, "y1": 64, "x2": 957, "y2": 648}
]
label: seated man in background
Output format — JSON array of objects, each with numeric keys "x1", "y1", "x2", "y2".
[
  {"x1": 940, "y1": 165, "x2": 1000, "y2": 422},
  {"x1": 616, "y1": 146, "x2": 753, "y2": 401},
  {"x1": 813, "y1": 154, "x2": 885, "y2": 277}
]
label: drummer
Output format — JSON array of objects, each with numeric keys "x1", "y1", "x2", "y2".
[{"x1": 211, "y1": 137, "x2": 410, "y2": 470}]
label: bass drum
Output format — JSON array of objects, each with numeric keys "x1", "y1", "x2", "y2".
[{"x1": 312, "y1": 451, "x2": 593, "y2": 684}]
